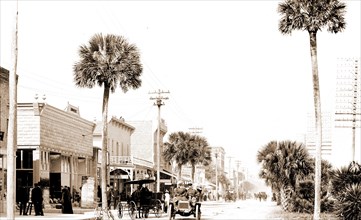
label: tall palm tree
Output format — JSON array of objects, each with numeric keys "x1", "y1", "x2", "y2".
[
  {"x1": 188, "y1": 135, "x2": 212, "y2": 182},
  {"x1": 278, "y1": 0, "x2": 346, "y2": 218},
  {"x1": 73, "y1": 33, "x2": 143, "y2": 209},
  {"x1": 163, "y1": 131, "x2": 192, "y2": 180}
]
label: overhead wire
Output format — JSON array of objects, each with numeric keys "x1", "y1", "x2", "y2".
[
  {"x1": 101, "y1": 4, "x2": 199, "y2": 129},
  {"x1": 14, "y1": 3, "x2": 199, "y2": 130}
]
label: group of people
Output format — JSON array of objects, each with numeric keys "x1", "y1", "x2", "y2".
[
  {"x1": 17, "y1": 183, "x2": 77, "y2": 216},
  {"x1": 97, "y1": 184, "x2": 120, "y2": 209},
  {"x1": 17, "y1": 182, "x2": 44, "y2": 216},
  {"x1": 173, "y1": 181, "x2": 201, "y2": 203},
  {"x1": 131, "y1": 184, "x2": 152, "y2": 218}
]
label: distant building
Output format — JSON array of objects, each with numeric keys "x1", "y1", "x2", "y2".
[{"x1": 127, "y1": 119, "x2": 172, "y2": 192}]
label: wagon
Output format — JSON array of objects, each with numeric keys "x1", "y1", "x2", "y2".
[{"x1": 117, "y1": 179, "x2": 163, "y2": 219}]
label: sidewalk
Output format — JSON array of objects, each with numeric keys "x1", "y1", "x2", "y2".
[{"x1": 0, "y1": 207, "x2": 96, "y2": 220}]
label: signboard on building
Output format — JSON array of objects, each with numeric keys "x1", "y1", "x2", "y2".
[
  {"x1": 81, "y1": 177, "x2": 95, "y2": 208},
  {"x1": 110, "y1": 175, "x2": 129, "y2": 179}
]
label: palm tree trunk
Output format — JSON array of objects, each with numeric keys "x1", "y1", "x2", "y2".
[
  {"x1": 280, "y1": 185, "x2": 293, "y2": 212},
  {"x1": 177, "y1": 164, "x2": 182, "y2": 181},
  {"x1": 191, "y1": 164, "x2": 196, "y2": 182},
  {"x1": 101, "y1": 85, "x2": 110, "y2": 209},
  {"x1": 272, "y1": 186, "x2": 281, "y2": 205},
  {"x1": 309, "y1": 31, "x2": 322, "y2": 220},
  {"x1": 276, "y1": 190, "x2": 281, "y2": 206}
]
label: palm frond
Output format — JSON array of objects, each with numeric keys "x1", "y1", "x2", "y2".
[
  {"x1": 278, "y1": 0, "x2": 346, "y2": 34},
  {"x1": 73, "y1": 33, "x2": 143, "y2": 93}
]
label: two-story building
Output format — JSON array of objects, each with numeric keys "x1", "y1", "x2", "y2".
[
  {"x1": 16, "y1": 101, "x2": 95, "y2": 206},
  {"x1": 93, "y1": 117, "x2": 135, "y2": 198}
]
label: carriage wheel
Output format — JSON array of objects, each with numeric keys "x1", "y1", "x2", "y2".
[
  {"x1": 116, "y1": 202, "x2": 123, "y2": 219},
  {"x1": 154, "y1": 199, "x2": 162, "y2": 218},
  {"x1": 128, "y1": 201, "x2": 137, "y2": 220},
  {"x1": 195, "y1": 204, "x2": 201, "y2": 220}
]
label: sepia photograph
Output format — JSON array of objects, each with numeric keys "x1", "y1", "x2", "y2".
[{"x1": 0, "y1": 0, "x2": 360, "y2": 219}]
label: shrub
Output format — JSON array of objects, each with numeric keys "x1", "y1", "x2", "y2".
[
  {"x1": 331, "y1": 162, "x2": 361, "y2": 219},
  {"x1": 334, "y1": 183, "x2": 361, "y2": 220},
  {"x1": 290, "y1": 179, "x2": 335, "y2": 213},
  {"x1": 331, "y1": 161, "x2": 361, "y2": 199}
]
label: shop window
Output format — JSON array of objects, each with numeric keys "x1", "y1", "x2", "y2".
[
  {"x1": 16, "y1": 149, "x2": 33, "y2": 169},
  {"x1": 23, "y1": 150, "x2": 33, "y2": 168}
]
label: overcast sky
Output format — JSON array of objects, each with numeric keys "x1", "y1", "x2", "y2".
[{"x1": 1, "y1": 1, "x2": 360, "y2": 174}]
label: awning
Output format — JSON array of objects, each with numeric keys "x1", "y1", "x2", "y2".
[
  {"x1": 124, "y1": 178, "x2": 156, "y2": 185},
  {"x1": 160, "y1": 170, "x2": 177, "y2": 179}
]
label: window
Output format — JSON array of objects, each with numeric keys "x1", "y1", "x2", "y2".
[{"x1": 16, "y1": 149, "x2": 33, "y2": 169}]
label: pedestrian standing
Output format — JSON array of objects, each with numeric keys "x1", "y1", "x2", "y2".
[
  {"x1": 106, "y1": 185, "x2": 114, "y2": 209},
  {"x1": 31, "y1": 182, "x2": 44, "y2": 216},
  {"x1": 164, "y1": 190, "x2": 170, "y2": 213},
  {"x1": 113, "y1": 187, "x2": 119, "y2": 209},
  {"x1": 97, "y1": 185, "x2": 102, "y2": 207},
  {"x1": 19, "y1": 186, "x2": 29, "y2": 215},
  {"x1": 61, "y1": 186, "x2": 73, "y2": 214}
]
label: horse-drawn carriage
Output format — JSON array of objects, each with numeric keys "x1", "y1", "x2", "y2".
[
  {"x1": 117, "y1": 178, "x2": 163, "y2": 219},
  {"x1": 225, "y1": 190, "x2": 236, "y2": 202}
]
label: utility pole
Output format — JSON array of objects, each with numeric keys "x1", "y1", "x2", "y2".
[
  {"x1": 226, "y1": 156, "x2": 233, "y2": 189},
  {"x1": 7, "y1": 1, "x2": 18, "y2": 218},
  {"x1": 335, "y1": 58, "x2": 360, "y2": 162},
  {"x1": 150, "y1": 89, "x2": 169, "y2": 192},
  {"x1": 215, "y1": 152, "x2": 218, "y2": 201},
  {"x1": 351, "y1": 60, "x2": 359, "y2": 161},
  {"x1": 235, "y1": 160, "x2": 242, "y2": 201}
]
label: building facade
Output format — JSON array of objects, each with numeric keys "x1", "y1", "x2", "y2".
[
  {"x1": 128, "y1": 119, "x2": 171, "y2": 192},
  {"x1": 16, "y1": 102, "x2": 95, "y2": 206},
  {"x1": 0, "y1": 67, "x2": 10, "y2": 212},
  {"x1": 93, "y1": 116, "x2": 135, "y2": 198}
]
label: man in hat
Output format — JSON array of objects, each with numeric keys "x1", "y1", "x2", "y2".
[
  {"x1": 31, "y1": 182, "x2": 43, "y2": 216},
  {"x1": 173, "y1": 180, "x2": 187, "y2": 202}
]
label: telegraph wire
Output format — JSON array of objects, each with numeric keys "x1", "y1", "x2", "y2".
[{"x1": 14, "y1": 4, "x2": 201, "y2": 131}]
